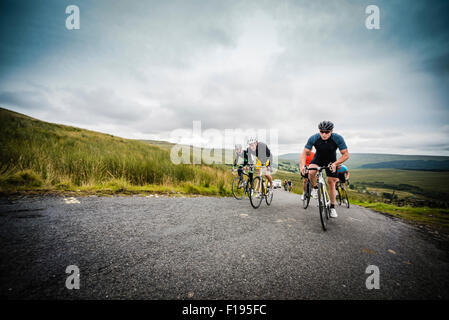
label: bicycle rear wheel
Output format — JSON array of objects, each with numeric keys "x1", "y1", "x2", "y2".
[
  {"x1": 249, "y1": 176, "x2": 264, "y2": 209},
  {"x1": 343, "y1": 188, "x2": 350, "y2": 208},
  {"x1": 318, "y1": 183, "x2": 328, "y2": 231},
  {"x1": 232, "y1": 176, "x2": 246, "y2": 200},
  {"x1": 303, "y1": 182, "x2": 311, "y2": 209}
]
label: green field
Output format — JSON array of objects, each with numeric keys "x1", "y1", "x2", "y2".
[{"x1": 349, "y1": 169, "x2": 449, "y2": 198}]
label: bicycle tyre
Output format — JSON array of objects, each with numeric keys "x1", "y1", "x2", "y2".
[
  {"x1": 232, "y1": 176, "x2": 246, "y2": 200},
  {"x1": 343, "y1": 188, "x2": 350, "y2": 208},
  {"x1": 249, "y1": 176, "x2": 264, "y2": 209},
  {"x1": 265, "y1": 179, "x2": 273, "y2": 206},
  {"x1": 318, "y1": 183, "x2": 328, "y2": 231},
  {"x1": 303, "y1": 182, "x2": 311, "y2": 209}
]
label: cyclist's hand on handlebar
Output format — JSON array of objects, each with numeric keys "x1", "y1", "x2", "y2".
[{"x1": 329, "y1": 163, "x2": 336, "y2": 173}]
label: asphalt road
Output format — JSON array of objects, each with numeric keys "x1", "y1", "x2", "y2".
[{"x1": 0, "y1": 190, "x2": 448, "y2": 300}]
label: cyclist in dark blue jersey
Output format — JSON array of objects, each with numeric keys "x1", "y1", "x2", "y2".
[{"x1": 299, "y1": 121, "x2": 349, "y2": 218}]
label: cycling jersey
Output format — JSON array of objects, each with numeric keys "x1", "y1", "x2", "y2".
[
  {"x1": 248, "y1": 142, "x2": 273, "y2": 167},
  {"x1": 233, "y1": 149, "x2": 249, "y2": 167},
  {"x1": 305, "y1": 133, "x2": 347, "y2": 166},
  {"x1": 305, "y1": 151, "x2": 315, "y2": 166},
  {"x1": 256, "y1": 158, "x2": 271, "y2": 167},
  {"x1": 337, "y1": 164, "x2": 348, "y2": 173},
  {"x1": 338, "y1": 172, "x2": 347, "y2": 183}
]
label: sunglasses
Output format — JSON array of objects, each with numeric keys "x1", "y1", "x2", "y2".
[{"x1": 320, "y1": 130, "x2": 331, "y2": 134}]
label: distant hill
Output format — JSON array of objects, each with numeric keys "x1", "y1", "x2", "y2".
[
  {"x1": 360, "y1": 160, "x2": 449, "y2": 171},
  {"x1": 279, "y1": 152, "x2": 449, "y2": 170}
]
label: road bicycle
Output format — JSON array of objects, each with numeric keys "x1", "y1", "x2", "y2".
[
  {"x1": 336, "y1": 180, "x2": 350, "y2": 208},
  {"x1": 249, "y1": 165, "x2": 273, "y2": 209},
  {"x1": 231, "y1": 167, "x2": 252, "y2": 200},
  {"x1": 308, "y1": 166, "x2": 332, "y2": 231}
]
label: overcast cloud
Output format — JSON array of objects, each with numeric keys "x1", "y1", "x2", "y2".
[{"x1": 0, "y1": 0, "x2": 448, "y2": 155}]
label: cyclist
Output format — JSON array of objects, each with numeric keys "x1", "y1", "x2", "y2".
[
  {"x1": 299, "y1": 121, "x2": 349, "y2": 218},
  {"x1": 337, "y1": 164, "x2": 350, "y2": 189},
  {"x1": 300, "y1": 149, "x2": 315, "y2": 200},
  {"x1": 232, "y1": 143, "x2": 253, "y2": 188},
  {"x1": 288, "y1": 180, "x2": 292, "y2": 192},
  {"x1": 247, "y1": 136, "x2": 274, "y2": 194}
]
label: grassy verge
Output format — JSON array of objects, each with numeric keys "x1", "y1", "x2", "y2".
[
  {"x1": 0, "y1": 180, "x2": 232, "y2": 197},
  {"x1": 0, "y1": 108, "x2": 233, "y2": 196},
  {"x1": 352, "y1": 200, "x2": 449, "y2": 233}
]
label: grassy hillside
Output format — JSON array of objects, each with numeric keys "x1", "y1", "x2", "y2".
[
  {"x1": 279, "y1": 152, "x2": 449, "y2": 169},
  {"x1": 0, "y1": 108, "x2": 232, "y2": 195}
]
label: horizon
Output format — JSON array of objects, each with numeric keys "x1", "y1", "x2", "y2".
[{"x1": 3, "y1": 106, "x2": 448, "y2": 159}]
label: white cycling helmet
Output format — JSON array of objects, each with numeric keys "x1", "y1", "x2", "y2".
[{"x1": 247, "y1": 136, "x2": 257, "y2": 145}]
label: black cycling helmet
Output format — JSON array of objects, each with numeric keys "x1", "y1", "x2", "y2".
[{"x1": 318, "y1": 120, "x2": 334, "y2": 131}]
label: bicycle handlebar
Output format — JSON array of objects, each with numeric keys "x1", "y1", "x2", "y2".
[{"x1": 306, "y1": 163, "x2": 335, "y2": 173}]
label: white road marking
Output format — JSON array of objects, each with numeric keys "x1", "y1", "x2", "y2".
[{"x1": 63, "y1": 197, "x2": 80, "y2": 204}]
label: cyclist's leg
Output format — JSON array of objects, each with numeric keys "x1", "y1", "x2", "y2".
[
  {"x1": 264, "y1": 161, "x2": 273, "y2": 188},
  {"x1": 238, "y1": 165, "x2": 244, "y2": 179},
  {"x1": 308, "y1": 163, "x2": 319, "y2": 187},
  {"x1": 248, "y1": 169, "x2": 254, "y2": 189},
  {"x1": 327, "y1": 177, "x2": 339, "y2": 206},
  {"x1": 265, "y1": 172, "x2": 273, "y2": 188},
  {"x1": 337, "y1": 173, "x2": 345, "y2": 189}
]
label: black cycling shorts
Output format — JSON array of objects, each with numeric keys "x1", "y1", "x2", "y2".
[
  {"x1": 309, "y1": 159, "x2": 338, "y2": 178},
  {"x1": 338, "y1": 173, "x2": 346, "y2": 183}
]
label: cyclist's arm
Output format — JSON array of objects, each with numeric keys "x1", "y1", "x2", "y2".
[
  {"x1": 233, "y1": 152, "x2": 239, "y2": 167},
  {"x1": 331, "y1": 134, "x2": 349, "y2": 167},
  {"x1": 264, "y1": 144, "x2": 273, "y2": 167},
  {"x1": 334, "y1": 148, "x2": 349, "y2": 167},
  {"x1": 299, "y1": 148, "x2": 310, "y2": 173},
  {"x1": 243, "y1": 150, "x2": 249, "y2": 166}
]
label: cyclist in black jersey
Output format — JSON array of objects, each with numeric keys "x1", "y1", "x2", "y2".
[{"x1": 299, "y1": 121, "x2": 349, "y2": 218}]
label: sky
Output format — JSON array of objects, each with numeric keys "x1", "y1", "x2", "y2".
[{"x1": 0, "y1": 0, "x2": 448, "y2": 156}]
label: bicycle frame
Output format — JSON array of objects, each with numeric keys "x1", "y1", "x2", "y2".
[
  {"x1": 254, "y1": 165, "x2": 267, "y2": 195},
  {"x1": 308, "y1": 165, "x2": 333, "y2": 230},
  {"x1": 317, "y1": 170, "x2": 331, "y2": 209}
]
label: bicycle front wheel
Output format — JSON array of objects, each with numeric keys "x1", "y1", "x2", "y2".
[
  {"x1": 232, "y1": 176, "x2": 246, "y2": 200},
  {"x1": 318, "y1": 183, "x2": 328, "y2": 231},
  {"x1": 303, "y1": 182, "x2": 311, "y2": 209},
  {"x1": 249, "y1": 176, "x2": 264, "y2": 209}
]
